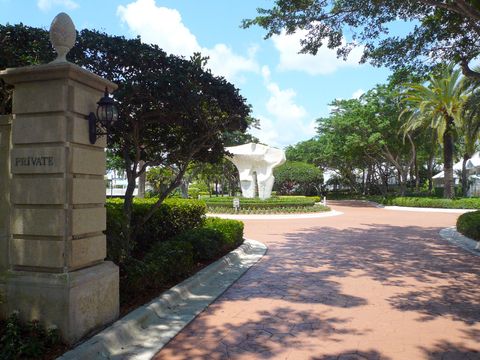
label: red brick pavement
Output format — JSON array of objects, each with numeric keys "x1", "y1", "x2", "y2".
[{"x1": 154, "y1": 201, "x2": 480, "y2": 360}]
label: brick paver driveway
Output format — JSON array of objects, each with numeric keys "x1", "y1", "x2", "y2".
[{"x1": 154, "y1": 201, "x2": 480, "y2": 360}]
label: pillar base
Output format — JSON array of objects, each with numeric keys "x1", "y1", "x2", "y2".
[{"x1": 4, "y1": 261, "x2": 118, "y2": 343}]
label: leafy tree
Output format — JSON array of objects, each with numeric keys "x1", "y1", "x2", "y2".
[
  {"x1": 458, "y1": 78, "x2": 480, "y2": 196},
  {"x1": 243, "y1": 1, "x2": 480, "y2": 79},
  {"x1": 401, "y1": 64, "x2": 469, "y2": 198},
  {"x1": 273, "y1": 161, "x2": 323, "y2": 195},
  {"x1": 313, "y1": 82, "x2": 416, "y2": 195},
  {"x1": 73, "y1": 32, "x2": 251, "y2": 241},
  {"x1": 0, "y1": 24, "x2": 252, "y2": 249},
  {"x1": 285, "y1": 138, "x2": 323, "y2": 164},
  {"x1": 146, "y1": 166, "x2": 176, "y2": 196},
  {"x1": 0, "y1": 24, "x2": 54, "y2": 113}
]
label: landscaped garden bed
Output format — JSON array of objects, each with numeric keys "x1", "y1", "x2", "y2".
[
  {"x1": 327, "y1": 193, "x2": 480, "y2": 209},
  {"x1": 378, "y1": 196, "x2": 480, "y2": 209},
  {"x1": 0, "y1": 313, "x2": 67, "y2": 360},
  {"x1": 106, "y1": 198, "x2": 244, "y2": 310},
  {"x1": 0, "y1": 198, "x2": 245, "y2": 359},
  {"x1": 202, "y1": 196, "x2": 330, "y2": 214}
]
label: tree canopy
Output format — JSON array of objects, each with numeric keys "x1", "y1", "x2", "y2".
[
  {"x1": 273, "y1": 160, "x2": 323, "y2": 195},
  {"x1": 243, "y1": 0, "x2": 480, "y2": 79},
  {"x1": 0, "y1": 24, "x2": 253, "y2": 245}
]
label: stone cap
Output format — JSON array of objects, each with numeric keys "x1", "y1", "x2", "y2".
[{"x1": 0, "y1": 62, "x2": 117, "y2": 93}]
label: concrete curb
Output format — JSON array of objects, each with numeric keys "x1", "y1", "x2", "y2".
[
  {"x1": 207, "y1": 209, "x2": 343, "y2": 220},
  {"x1": 58, "y1": 239, "x2": 267, "y2": 360},
  {"x1": 439, "y1": 227, "x2": 480, "y2": 256},
  {"x1": 384, "y1": 206, "x2": 476, "y2": 213}
]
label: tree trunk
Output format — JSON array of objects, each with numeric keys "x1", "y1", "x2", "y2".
[
  {"x1": 414, "y1": 151, "x2": 420, "y2": 192},
  {"x1": 137, "y1": 160, "x2": 146, "y2": 198},
  {"x1": 180, "y1": 180, "x2": 189, "y2": 198},
  {"x1": 462, "y1": 153, "x2": 470, "y2": 197},
  {"x1": 399, "y1": 170, "x2": 408, "y2": 196},
  {"x1": 427, "y1": 153, "x2": 434, "y2": 193},
  {"x1": 443, "y1": 117, "x2": 455, "y2": 199}
]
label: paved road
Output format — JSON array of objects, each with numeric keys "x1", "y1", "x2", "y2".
[{"x1": 154, "y1": 201, "x2": 480, "y2": 360}]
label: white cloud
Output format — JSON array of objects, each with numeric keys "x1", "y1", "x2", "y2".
[
  {"x1": 352, "y1": 89, "x2": 365, "y2": 99},
  {"x1": 117, "y1": 0, "x2": 258, "y2": 82},
  {"x1": 37, "y1": 0, "x2": 79, "y2": 12},
  {"x1": 250, "y1": 66, "x2": 316, "y2": 148},
  {"x1": 272, "y1": 29, "x2": 364, "y2": 75}
]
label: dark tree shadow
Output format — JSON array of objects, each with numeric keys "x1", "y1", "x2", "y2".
[
  {"x1": 420, "y1": 340, "x2": 480, "y2": 359},
  {"x1": 154, "y1": 307, "x2": 377, "y2": 359}
]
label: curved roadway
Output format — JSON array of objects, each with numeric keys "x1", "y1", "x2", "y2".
[{"x1": 154, "y1": 201, "x2": 480, "y2": 360}]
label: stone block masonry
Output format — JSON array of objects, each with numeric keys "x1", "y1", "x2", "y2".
[
  {"x1": 0, "y1": 114, "x2": 12, "y2": 318},
  {"x1": 0, "y1": 61, "x2": 119, "y2": 343}
]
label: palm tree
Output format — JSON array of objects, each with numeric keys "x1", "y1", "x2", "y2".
[
  {"x1": 400, "y1": 64, "x2": 469, "y2": 199},
  {"x1": 458, "y1": 89, "x2": 480, "y2": 196}
]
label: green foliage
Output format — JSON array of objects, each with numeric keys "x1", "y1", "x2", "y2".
[
  {"x1": 401, "y1": 64, "x2": 469, "y2": 198},
  {"x1": 144, "y1": 241, "x2": 195, "y2": 285},
  {"x1": 204, "y1": 217, "x2": 244, "y2": 248},
  {"x1": 0, "y1": 312, "x2": 62, "y2": 360},
  {"x1": 379, "y1": 196, "x2": 480, "y2": 209},
  {"x1": 207, "y1": 205, "x2": 330, "y2": 214},
  {"x1": 457, "y1": 210, "x2": 480, "y2": 241},
  {"x1": 203, "y1": 196, "x2": 317, "y2": 209},
  {"x1": 118, "y1": 217, "x2": 244, "y2": 303},
  {"x1": 273, "y1": 161, "x2": 323, "y2": 195},
  {"x1": 118, "y1": 241, "x2": 196, "y2": 302},
  {"x1": 0, "y1": 24, "x2": 253, "y2": 247},
  {"x1": 188, "y1": 187, "x2": 200, "y2": 199},
  {"x1": 243, "y1": 1, "x2": 480, "y2": 79},
  {"x1": 105, "y1": 198, "x2": 206, "y2": 263},
  {"x1": 146, "y1": 166, "x2": 176, "y2": 196},
  {"x1": 174, "y1": 228, "x2": 224, "y2": 262},
  {"x1": 285, "y1": 139, "x2": 323, "y2": 165}
]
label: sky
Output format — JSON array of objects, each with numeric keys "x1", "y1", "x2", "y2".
[{"x1": 0, "y1": 0, "x2": 397, "y2": 149}]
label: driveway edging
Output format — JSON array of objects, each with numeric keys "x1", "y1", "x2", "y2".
[
  {"x1": 439, "y1": 227, "x2": 480, "y2": 256},
  {"x1": 58, "y1": 238, "x2": 267, "y2": 360}
]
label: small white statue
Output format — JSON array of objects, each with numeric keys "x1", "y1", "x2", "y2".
[{"x1": 226, "y1": 143, "x2": 286, "y2": 199}]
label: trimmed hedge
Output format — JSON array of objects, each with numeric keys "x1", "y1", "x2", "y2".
[
  {"x1": 106, "y1": 198, "x2": 206, "y2": 261},
  {"x1": 207, "y1": 204, "x2": 330, "y2": 214},
  {"x1": 457, "y1": 210, "x2": 480, "y2": 241},
  {"x1": 379, "y1": 196, "x2": 480, "y2": 209},
  {"x1": 202, "y1": 196, "x2": 320, "y2": 210},
  {"x1": 120, "y1": 217, "x2": 244, "y2": 302},
  {"x1": 204, "y1": 217, "x2": 244, "y2": 248}
]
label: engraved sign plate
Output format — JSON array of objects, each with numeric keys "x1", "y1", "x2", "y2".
[{"x1": 11, "y1": 147, "x2": 65, "y2": 174}]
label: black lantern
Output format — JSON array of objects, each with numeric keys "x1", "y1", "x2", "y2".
[{"x1": 87, "y1": 87, "x2": 119, "y2": 144}]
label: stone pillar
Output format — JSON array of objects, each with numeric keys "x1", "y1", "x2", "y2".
[
  {"x1": 0, "y1": 114, "x2": 12, "y2": 317},
  {"x1": 0, "y1": 62, "x2": 119, "y2": 343}
]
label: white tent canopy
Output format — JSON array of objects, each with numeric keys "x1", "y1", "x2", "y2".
[{"x1": 432, "y1": 152, "x2": 480, "y2": 179}]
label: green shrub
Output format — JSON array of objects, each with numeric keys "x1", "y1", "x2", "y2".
[
  {"x1": 174, "y1": 228, "x2": 224, "y2": 261},
  {"x1": 204, "y1": 217, "x2": 244, "y2": 248},
  {"x1": 188, "y1": 187, "x2": 200, "y2": 199},
  {"x1": 457, "y1": 210, "x2": 480, "y2": 241},
  {"x1": 207, "y1": 204, "x2": 330, "y2": 214},
  {"x1": 144, "y1": 240, "x2": 195, "y2": 284},
  {"x1": 378, "y1": 196, "x2": 480, "y2": 209},
  {"x1": 120, "y1": 240, "x2": 196, "y2": 300},
  {"x1": 172, "y1": 218, "x2": 244, "y2": 261},
  {"x1": 106, "y1": 198, "x2": 206, "y2": 262},
  {"x1": 0, "y1": 312, "x2": 62, "y2": 360},
  {"x1": 203, "y1": 196, "x2": 317, "y2": 209}
]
